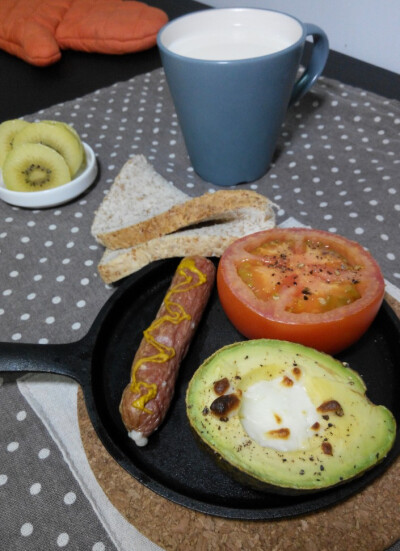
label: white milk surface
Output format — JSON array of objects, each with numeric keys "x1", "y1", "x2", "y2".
[{"x1": 169, "y1": 32, "x2": 292, "y2": 60}]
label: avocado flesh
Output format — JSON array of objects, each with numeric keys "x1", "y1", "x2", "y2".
[{"x1": 186, "y1": 339, "x2": 396, "y2": 492}]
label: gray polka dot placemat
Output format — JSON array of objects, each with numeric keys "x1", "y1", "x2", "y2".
[
  {"x1": 0, "y1": 67, "x2": 399, "y2": 550},
  {"x1": 1, "y1": 68, "x2": 399, "y2": 346},
  {"x1": 0, "y1": 374, "x2": 117, "y2": 551}
]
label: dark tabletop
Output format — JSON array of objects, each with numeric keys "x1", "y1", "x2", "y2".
[{"x1": 1, "y1": 0, "x2": 400, "y2": 124}]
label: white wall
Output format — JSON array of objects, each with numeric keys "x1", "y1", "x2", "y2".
[{"x1": 201, "y1": 0, "x2": 400, "y2": 74}]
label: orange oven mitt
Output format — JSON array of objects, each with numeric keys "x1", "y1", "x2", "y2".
[{"x1": 0, "y1": 0, "x2": 168, "y2": 67}]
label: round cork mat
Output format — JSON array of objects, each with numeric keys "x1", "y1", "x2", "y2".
[{"x1": 78, "y1": 294, "x2": 400, "y2": 551}]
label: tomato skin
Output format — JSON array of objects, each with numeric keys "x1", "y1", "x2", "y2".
[{"x1": 217, "y1": 228, "x2": 385, "y2": 354}]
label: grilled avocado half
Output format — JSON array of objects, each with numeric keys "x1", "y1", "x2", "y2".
[{"x1": 186, "y1": 339, "x2": 396, "y2": 493}]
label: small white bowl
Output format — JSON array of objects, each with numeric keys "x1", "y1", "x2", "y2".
[{"x1": 0, "y1": 142, "x2": 98, "y2": 209}]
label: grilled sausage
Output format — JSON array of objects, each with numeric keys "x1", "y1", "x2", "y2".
[{"x1": 119, "y1": 256, "x2": 215, "y2": 446}]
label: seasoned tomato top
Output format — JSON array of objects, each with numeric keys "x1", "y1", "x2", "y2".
[{"x1": 217, "y1": 228, "x2": 385, "y2": 353}]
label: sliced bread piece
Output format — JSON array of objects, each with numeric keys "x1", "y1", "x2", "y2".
[
  {"x1": 98, "y1": 203, "x2": 276, "y2": 284},
  {"x1": 91, "y1": 154, "x2": 189, "y2": 242},
  {"x1": 96, "y1": 188, "x2": 271, "y2": 250}
]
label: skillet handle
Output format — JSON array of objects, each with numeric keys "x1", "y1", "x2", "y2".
[{"x1": 0, "y1": 339, "x2": 91, "y2": 386}]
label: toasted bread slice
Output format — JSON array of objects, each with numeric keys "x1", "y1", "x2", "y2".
[
  {"x1": 91, "y1": 155, "x2": 273, "y2": 250},
  {"x1": 96, "y1": 188, "x2": 270, "y2": 250},
  {"x1": 91, "y1": 154, "x2": 189, "y2": 244},
  {"x1": 98, "y1": 203, "x2": 276, "y2": 284},
  {"x1": 92, "y1": 154, "x2": 276, "y2": 283}
]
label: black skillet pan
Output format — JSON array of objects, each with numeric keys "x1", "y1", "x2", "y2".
[{"x1": 1, "y1": 258, "x2": 400, "y2": 520}]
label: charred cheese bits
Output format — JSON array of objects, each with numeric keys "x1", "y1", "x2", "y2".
[{"x1": 186, "y1": 339, "x2": 396, "y2": 493}]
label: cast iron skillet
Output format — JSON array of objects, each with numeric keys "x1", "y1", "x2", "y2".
[{"x1": 1, "y1": 258, "x2": 399, "y2": 520}]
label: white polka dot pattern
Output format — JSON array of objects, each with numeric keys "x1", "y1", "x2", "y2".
[
  {"x1": 0, "y1": 69, "x2": 399, "y2": 349},
  {"x1": 0, "y1": 375, "x2": 116, "y2": 550}
]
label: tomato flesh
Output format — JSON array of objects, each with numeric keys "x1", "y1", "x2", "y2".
[
  {"x1": 217, "y1": 228, "x2": 385, "y2": 354},
  {"x1": 238, "y1": 237, "x2": 363, "y2": 314}
]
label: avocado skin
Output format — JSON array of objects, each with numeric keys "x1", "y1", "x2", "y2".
[
  {"x1": 188, "y1": 423, "x2": 390, "y2": 496},
  {"x1": 186, "y1": 339, "x2": 397, "y2": 494}
]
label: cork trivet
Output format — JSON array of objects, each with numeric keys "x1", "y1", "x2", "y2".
[{"x1": 78, "y1": 294, "x2": 400, "y2": 551}]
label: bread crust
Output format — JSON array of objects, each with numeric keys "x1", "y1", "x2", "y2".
[
  {"x1": 92, "y1": 155, "x2": 276, "y2": 284},
  {"x1": 97, "y1": 189, "x2": 270, "y2": 250},
  {"x1": 98, "y1": 205, "x2": 276, "y2": 284}
]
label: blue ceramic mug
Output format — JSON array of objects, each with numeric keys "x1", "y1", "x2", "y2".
[{"x1": 157, "y1": 8, "x2": 329, "y2": 186}]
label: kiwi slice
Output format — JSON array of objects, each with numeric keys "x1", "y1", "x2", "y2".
[
  {"x1": 42, "y1": 120, "x2": 86, "y2": 160},
  {"x1": 42, "y1": 120, "x2": 81, "y2": 140},
  {"x1": 13, "y1": 121, "x2": 84, "y2": 178},
  {"x1": 41, "y1": 120, "x2": 86, "y2": 174},
  {"x1": 0, "y1": 119, "x2": 31, "y2": 168},
  {"x1": 2, "y1": 142, "x2": 71, "y2": 192}
]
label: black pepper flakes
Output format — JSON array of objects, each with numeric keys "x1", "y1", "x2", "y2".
[{"x1": 302, "y1": 287, "x2": 312, "y2": 295}]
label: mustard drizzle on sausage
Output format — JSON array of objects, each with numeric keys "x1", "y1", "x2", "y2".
[{"x1": 129, "y1": 258, "x2": 208, "y2": 413}]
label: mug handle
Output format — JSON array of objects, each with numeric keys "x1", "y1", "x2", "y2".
[{"x1": 289, "y1": 23, "x2": 329, "y2": 106}]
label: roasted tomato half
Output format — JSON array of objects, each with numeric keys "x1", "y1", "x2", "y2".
[{"x1": 217, "y1": 228, "x2": 385, "y2": 354}]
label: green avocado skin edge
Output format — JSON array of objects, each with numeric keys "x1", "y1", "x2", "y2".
[{"x1": 186, "y1": 339, "x2": 397, "y2": 494}]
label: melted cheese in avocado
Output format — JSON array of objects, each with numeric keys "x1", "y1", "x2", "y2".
[
  {"x1": 240, "y1": 377, "x2": 320, "y2": 452},
  {"x1": 186, "y1": 340, "x2": 397, "y2": 492}
]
